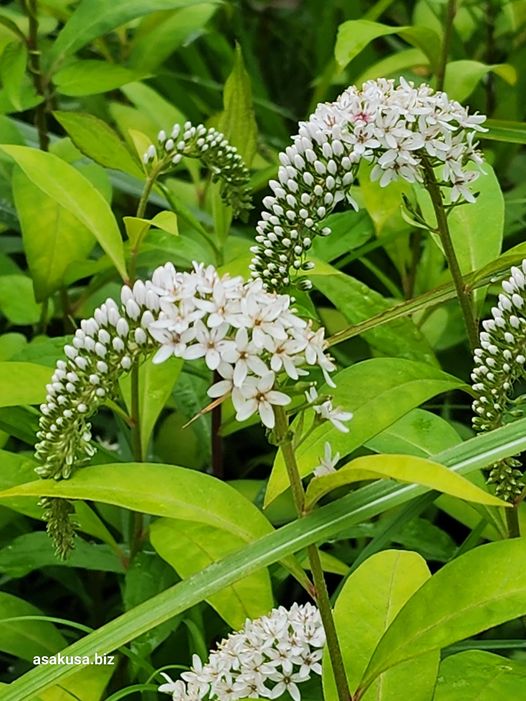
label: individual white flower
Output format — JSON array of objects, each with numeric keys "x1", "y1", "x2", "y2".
[
  {"x1": 221, "y1": 327, "x2": 269, "y2": 386},
  {"x1": 232, "y1": 372, "x2": 291, "y2": 428},
  {"x1": 158, "y1": 673, "x2": 186, "y2": 698},
  {"x1": 150, "y1": 327, "x2": 195, "y2": 364},
  {"x1": 313, "y1": 442, "x2": 340, "y2": 477},
  {"x1": 182, "y1": 320, "x2": 231, "y2": 370},
  {"x1": 314, "y1": 399, "x2": 352, "y2": 433}
]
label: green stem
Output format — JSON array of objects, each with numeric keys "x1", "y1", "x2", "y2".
[
  {"x1": 126, "y1": 171, "x2": 162, "y2": 556},
  {"x1": 506, "y1": 506, "x2": 521, "y2": 539},
  {"x1": 436, "y1": 0, "x2": 457, "y2": 92},
  {"x1": 24, "y1": 0, "x2": 49, "y2": 151},
  {"x1": 273, "y1": 406, "x2": 351, "y2": 701},
  {"x1": 422, "y1": 159, "x2": 479, "y2": 351},
  {"x1": 128, "y1": 166, "x2": 162, "y2": 283}
]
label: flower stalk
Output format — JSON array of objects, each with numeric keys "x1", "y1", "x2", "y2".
[
  {"x1": 422, "y1": 158, "x2": 479, "y2": 351},
  {"x1": 273, "y1": 405, "x2": 351, "y2": 701}
]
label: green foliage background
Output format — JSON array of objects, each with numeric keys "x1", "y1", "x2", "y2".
[{"x1": 0, "y1": 1, "x2": 525, "y2": 700}]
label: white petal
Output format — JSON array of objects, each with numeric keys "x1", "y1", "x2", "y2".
[
  {"x1": 207, "y1": 380, "x2": 231, "y2": 398},
  {"x1": 236, "y1": 398, "x2": 259, "y2": 422},
  {"x1": 258, "y1": 400, "x2": 275, "y2": 428},
  {"x1": 267, "y1": 390, "x2": 291, "y2": 406},
  {"x1": 152, "y1": 345, "x2": 174, "y2": 364}
]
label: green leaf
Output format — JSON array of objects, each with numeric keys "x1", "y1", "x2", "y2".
[
  {"x1": 359, "y1": 539, "x2": 526, "y2": 693},
  {"x1": 0, "y1": 145, "x2": 127, "y2": 278},
  {"x1": 356, "y1": 48, "x2": 428, "y2": 84},
  {"x1": 483, "y1": 119, "x2": 526, "y2": 145},
  {"x1": 323, "y1": 550, "x2": 438, "y2": 701},
  {"x1": 151, "y1": 519, "x2": 274, "y2": 628},
  {"x1": 0, "y1": 41, "x2": 28, "y2": 112},
  {"x1": 305, "y1": 454, "x2": 507, "y2": 510},
  {"x1": 265, "y1": 359, "x2": 465, "y2": 505},
  {"x1": 310, "y1": 210, "x2": 374, "y2": 262},
  {"x1": 123, "y1": 550, "x2": 178, "y2": 665},
  {"x1": 0, "y1": 332, "x2": 26, "y2": 360},
  {"x1": 218, "y1": 44, "x2": 258, "y2": 169},
  {"x1": 311, "y1": 263, "x2": 436, "y2": 365},
  {"x1": 0, "y1": 532, "x2": 124, "y2": 578},
  {"x1": 3, "y1": 417, "x2": 526, "y2": 700},
  {"x1": 38, "y1": 666, "x2": 115, "y2": 701},
  {"x1": 12, "y1": 167, "x2": 95, "y2": 300},
  {"x1": 444, "y1": 60, "x2": 516, "y2": 102},
  {"x1": 151, "y1": 210, "x2": 179, "y2": 236},
  {"x1": 0, "y1": 362, "x2": 50, "y2": 407},
  {"x1": 0, "y1": 591, "x2": 66, "y2": 661},
  {"x1": 49, "y1": 0, "x2": 221, "y2": 68},
  {"x1": 53, "y1": 111, "x2": 143, "y2": 178},
  {"x1": 119, "y1": 82, "x2": 185, "y2": 136},
  {"x1": 366, "y1": 409, "x2": 461, "y2": 457},
  {"x1": 129, "y1": 4, "x2": 218, "y2": 71},
  {"x1": 434, "y1": 650, "x2": 526, "y2": 700},
  {"x1": 0, "y1": 463, "x2": 274, "y2": 544},
  {"x1": 120, "y1": 356, "x2": 183, "y2": 450},
  {"x1": 0, "y1": 274, "x2": 42, "y2": 323},
  {"x1": 54, "y1": 60, "x2": 144, "y2": 97},
  {"x1": 335, "y1": 20, "x2": 441, "y2": 72}
]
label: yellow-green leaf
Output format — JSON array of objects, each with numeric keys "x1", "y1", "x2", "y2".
[
  {"x1": 0, "y1": 146, "x2": 126, "y2": 279},
  {"x1": 305, "y1": 454, "x2": 508, "y2": 510}
]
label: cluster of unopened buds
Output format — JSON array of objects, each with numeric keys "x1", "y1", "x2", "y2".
[
  {"x1": 472, "y1": 262, "x2": 526, "y2": 500},
  {"x1": 143, "y1": 121, "x2": 252, "y2": 217},
  {"x1": 250, "y1": 77, "x2": 486, "y2": 292},
  {"x1": 158, "y1": 603, "x2": 325, "y2": 701}
]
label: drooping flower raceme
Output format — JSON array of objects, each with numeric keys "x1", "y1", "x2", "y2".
[
  {"x1": 143, "y1": 121, "x2": 252, "y2": 218},
  {"x1": 250, "y1": 77, "x2": 486, "y2": 292},
  {"x1": 158, "y1": 603, "x2": 325, "y2": 701},
  {"x1": 472, "y1": 262, "x2": 526, "y2": 500}
]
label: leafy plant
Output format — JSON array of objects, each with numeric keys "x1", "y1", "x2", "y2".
[{"x1": 0, "y1": 1, "x2": 525, "y2": 700}]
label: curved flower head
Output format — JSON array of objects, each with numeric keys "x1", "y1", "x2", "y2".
[
  {"x1": 250, "y1": 77, "x2": 486, "y2": 292},
  {"x1": 143, "y1": 121, "x2": 252, "y2": 218},
  {"x1": 472, "y1": 262, "x2": 526, "y2": 500}
]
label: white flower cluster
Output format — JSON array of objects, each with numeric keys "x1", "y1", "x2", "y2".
[
  {"x1": 251, "y1": 77, "x2": 486, "y2": 292},
  {"x1": 147, "y1": 262, "x2": 336, "y2": 430},
  {"x1": 472, "y1": 262, "x2": 526, "y2": 499},
  {"x1": 159, "y1": 603, "x2": 325, "y2": 701},
  {"x1": 143, "y1": 121, "x2": 252, "y2": 217}
]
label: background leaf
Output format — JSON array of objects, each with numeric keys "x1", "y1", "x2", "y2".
[
  {"x1": 0, "y1": 362, "x2": 51, "y2": 407},
  {"x1": 53, "y1": 111, "x2": 143, "y2": 178},
  {"x1": 0, "y1": 592, "x2": 66, "y2": 661},
  {"x1": 323, "y1": 550, "x2": 438, "y2": 701},
  {"x1": 49, "y1": 0, "x2": 220, "y2": 68},
  {"x1": 434, "y1": 650, "x2": 526, "y2": 700},
  {"x1": 0, "y1": 145, "x2": 127, "y2": 278},
  {"x1": 360, "y1": 539, "x2": 526, "y2": 693},
  {"x1": 305, "y1": 454, "x2": 507, "y2": 509},
  {"x1": 151, "y1": 519, "x2": 274, "y2": 628},
  {"x1": 335, "y1": 20, "x2": 441, "y2": 72},
  {"x1": 12, "y1": 167, "x2": 95, "y2": 300}
]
